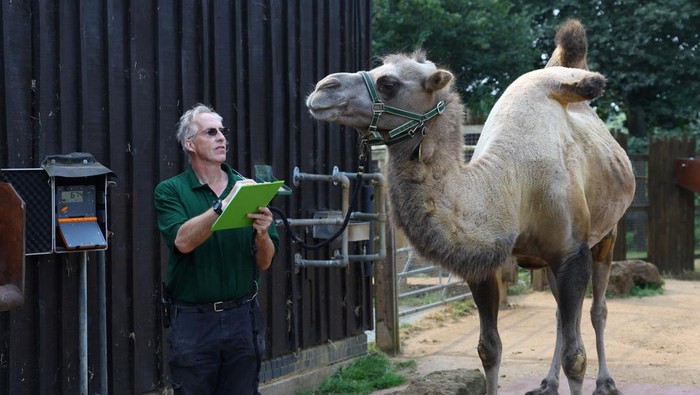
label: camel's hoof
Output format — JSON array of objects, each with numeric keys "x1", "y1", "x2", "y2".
[
  {"x1": 593, "y1": 377, "x2": 622, "y2": 395},
  {"x1": 524, "y1": 379, "x2": 559, "y2": 395}
]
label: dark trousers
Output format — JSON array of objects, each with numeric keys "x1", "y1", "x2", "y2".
[{"x1": 168, "y1": 300, "x2": 264, "y2": 395}]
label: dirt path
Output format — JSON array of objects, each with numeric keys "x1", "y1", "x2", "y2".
[{"x1": 382, "y1": 279, "x2": 700, "y2": 394}]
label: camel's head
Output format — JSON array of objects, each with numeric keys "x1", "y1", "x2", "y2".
[{"x1": 306, "y1": 50, "x2": 453, "y2": 139}]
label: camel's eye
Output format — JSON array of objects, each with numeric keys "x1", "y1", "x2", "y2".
[{"x1": 376, "y1": 76, "x2": 400, "y2": 98}]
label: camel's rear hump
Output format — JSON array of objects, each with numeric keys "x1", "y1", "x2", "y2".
[{"x1": 550, "y1": 69, "x2": 606, "y2": 104}]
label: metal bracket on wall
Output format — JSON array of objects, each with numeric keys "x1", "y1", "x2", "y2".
[{"x1": 282, "y1": 166, "x2": 386, "y2": 268}]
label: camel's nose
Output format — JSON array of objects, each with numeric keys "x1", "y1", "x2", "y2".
[{"x1": 314, "y1": 76, "x2": 341, "y2": 92}]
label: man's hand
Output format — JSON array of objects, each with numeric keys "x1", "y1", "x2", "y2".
[
  {"x1": 247, "y1": 206, "x2": 273, "y2": 236},
  {"x1": 222, "y1": 179, "x2": 256, "y2": 210}
]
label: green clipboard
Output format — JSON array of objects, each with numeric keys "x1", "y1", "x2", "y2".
[{"x1": 211, "y1": 180, "x2": 284, "y2": 231}]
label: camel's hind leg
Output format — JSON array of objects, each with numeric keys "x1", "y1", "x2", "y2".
[
  {"x1": 526, "y1": 268, "x2": 562, "y2": 395},
  {"x1": 467, "y1": 272, "x2": 502, "y2": 395},
  {"x1": 590, "y1": 230, "x2": 622, "y2": 395},
  {"x1": 555, "y1": 244, "x2": 592, "y2": 395}
]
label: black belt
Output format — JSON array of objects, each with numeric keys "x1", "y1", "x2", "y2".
[{"x1": 173, "y1": 293, "x2": 255, "y2": 313}]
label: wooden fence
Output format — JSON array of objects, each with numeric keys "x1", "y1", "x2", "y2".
[
  {"x1": 648, "y1": 135, "x2": 697, "y2": 273},
  {"x1": 0, "y1": 1, "x2": 373, "y2": 394}
]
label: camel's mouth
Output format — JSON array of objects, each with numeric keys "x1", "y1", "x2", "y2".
[{"x1": 307, "y1": 106, "x2": 341, "y2": 122}]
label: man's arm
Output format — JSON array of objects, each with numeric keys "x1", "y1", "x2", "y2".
[{"x1": 173, "y1": 208, "x2": 218, "y2": 254}]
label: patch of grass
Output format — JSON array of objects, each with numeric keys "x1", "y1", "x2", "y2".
[
  {"x1": 508, "y1": 269, "x2": 533, "y2": 296},
  {"x1": 629, "y1": 282, "x2": 665, "y2": 297},
  {"x1": 447, "y1": 299, "x2": 476, "y2": 318},
  {"x1": 297, "y1": 352, "x2": 414, "y2": 395}
]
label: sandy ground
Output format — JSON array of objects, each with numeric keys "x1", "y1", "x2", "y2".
[{"x1": 379, "y1": 279, "x2": 700, "y2": 394}]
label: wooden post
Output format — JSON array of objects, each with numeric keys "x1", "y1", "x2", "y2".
[
  {"x1": 530, "y1": 269, "x2": 548, "y2": 291},
  {"x1": 611, "y1": 130, "x2": 629, "y2": 261},
  {"x1": 648, "y1": 135, "x2": 696, "y2": 274},
  {"x1": 374, "y1": 225, "x2": 400, "y2": 354}
]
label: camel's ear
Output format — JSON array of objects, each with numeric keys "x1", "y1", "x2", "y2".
[{"x1": 426, "y1": 70, "x2": 453, "y2": 92}]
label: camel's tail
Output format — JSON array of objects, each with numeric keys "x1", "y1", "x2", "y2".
[{"x1": 545, "y1": 19, "x2": 588, "y2": 70}]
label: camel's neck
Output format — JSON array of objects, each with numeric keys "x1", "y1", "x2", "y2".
[{"x1": 381, "y1": 96, "x2": 516, "y2": 280}]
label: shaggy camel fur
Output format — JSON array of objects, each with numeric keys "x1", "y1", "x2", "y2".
[{"x1": 306, "y1": 20, "x2": 634, "y2": 395}]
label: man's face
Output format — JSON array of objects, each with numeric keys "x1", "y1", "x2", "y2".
[{"x1": 187, "y1": 112, "x2": 229, "y2": 164}]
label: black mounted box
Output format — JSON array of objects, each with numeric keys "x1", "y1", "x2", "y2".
[{"x1": 0, "y1": 152, "x2": 115, "y2": 255}]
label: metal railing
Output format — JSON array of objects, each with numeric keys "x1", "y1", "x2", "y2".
[{"x1": 396, "y1": 247, "x2": 472, "y2": 317}]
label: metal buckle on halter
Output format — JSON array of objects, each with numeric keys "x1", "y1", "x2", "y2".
[
  {"x1": 372, "y1": 102, "x2": 384, "y2": 113},
  {"x1": 436, "y1": 101, "x2": 446, "y2": 114}
]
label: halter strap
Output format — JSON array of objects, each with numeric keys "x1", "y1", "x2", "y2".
[{"x1": 359, "y1": 71, "x2": 446, "y2": 146}]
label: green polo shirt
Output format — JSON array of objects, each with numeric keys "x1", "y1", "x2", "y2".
[{"x1": 154, "y1": 163, "x2": 279, "y2": 303}]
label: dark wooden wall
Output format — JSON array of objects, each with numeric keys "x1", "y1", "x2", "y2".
[
  {"x1": 0, "y1": 1, "x2": 372, "y2": 394},
  {"x1": 648, "y1": 135, "x2": 697, "y2": 273}
]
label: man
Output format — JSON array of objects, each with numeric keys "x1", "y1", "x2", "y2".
[{"x1": 154, "y1": 103, "x2": 279, "y2": 394}]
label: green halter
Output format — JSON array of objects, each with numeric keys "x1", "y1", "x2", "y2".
[{"x1": 359, "y1": 71, "x2": 446, "y2": 146}]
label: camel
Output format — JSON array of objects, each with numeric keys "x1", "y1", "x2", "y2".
[{"x1": 306, "y1": 19, "x2": 635, "y2": 395}]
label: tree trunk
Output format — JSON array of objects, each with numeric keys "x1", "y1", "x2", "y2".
[{"x1": 624, "y1": 97, "x2": 647, "y2": 137}]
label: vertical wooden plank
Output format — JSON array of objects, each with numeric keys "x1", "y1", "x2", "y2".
[
  {"x1": 211, "y1": 0, "x2": 235, "y2": 123},
  {"x1": 58, "y1": 0, "x2": 81, "y2": 152},
  {"x1": 129, "y1": 1, "x2": 160, "y2": 392},
  {"x1": 30, "y1": 2, "x2": 61, "y2": 393},
  {"x1": 78, "y1": 4, "x2": 110, "y2": 391},
  {"x1": 285, "y1": 0, "x2": 306, "y2": 355},
  {"x1": 2, "y1": 0, "x2": 33, "y2": 166},
  {"x1": 0, "y1": 0, "x2": 6, "y2": 166},
  {"x1": 105, "y1": 0, "x2": 134, "y2": 393},
  {"x1": 60, "y1": 256, "x2": 80, "y2": 394},
  {"x1": 155, "y1": 1, "x2": 182, "y2": 387},
  {"x1": 35, "y1": 0, "x2": 61, "y2": 161},
  {"x1": 79, "y1": 0, "x2": 108, "y2": 156},
  {"x1": 266, "y1": 0, "x2": 293, "y2": 358},
  {"x1": 649, "y1": 136, "x2": 695, "y2": 274},
  {"x1": 375, "y1": 225, "x2": 400, "y2": 354},
  {"x1": 37, "y1": 256, "x2": 62, "y2": 394},
  {"x1": 245, "y1": 1, "x2": 269, "y2": 176},
  {"x1": 180, "y1": 0, "x2": 204, "y2": 107}
]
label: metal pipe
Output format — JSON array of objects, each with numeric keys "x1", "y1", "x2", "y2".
[
  {"x1": 346, "y1": 253, "x2": 385, "y2": 262},
  {"x1": 275, "y1": 212, "x2": 376, "y2": 226},
  {"x1": 351, "y1": 212, "x2": 380, "y2": 221},
  {"x1": 374, "y1": 175, "x2": 387, "y2": 265},
  {"x1": 295, "y1": 253, "x2": 348, "y2": 268},
  {"x1": 339, "y1": 174, "x2": 350, "y2": 262},
  {"x1": 98, "y1": 250, "x2": 108, "y2": 395},
  {"x1": 398, "y1": 293, "x2": 472, "y2": 317},
  {"x1": 293, "y1": 166, "x2": 348, "y2": 186},
  {"x1": 397, "y1": 265, "x2": 436, "y2": 277},
  {"x1": 277, "y1": 217, "x2": 352, "y2": 227},
  {"x1": 399, "y1": 281, "x2": 466, "y2": 298},
  {"x1": 79, "y1": 251, "x2": 88, "y2": 395}
]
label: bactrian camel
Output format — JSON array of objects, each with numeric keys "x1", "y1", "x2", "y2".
[{"x1": 306, "y1": 19, "x2": 635, "y2": 395}]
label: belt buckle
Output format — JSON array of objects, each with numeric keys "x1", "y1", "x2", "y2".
[{"x1": 213, "y1": 301, "x2": 224, "y2": 312}]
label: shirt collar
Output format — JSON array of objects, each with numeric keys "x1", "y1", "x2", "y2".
[{"x1": 184, "y1": 163, "x2": 241, "y2": 191}]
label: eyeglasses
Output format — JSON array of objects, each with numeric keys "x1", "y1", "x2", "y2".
[{"x1": 193, "y1": 127, "x2": 230, "y2": 138}]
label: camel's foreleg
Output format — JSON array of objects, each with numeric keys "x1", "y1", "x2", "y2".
[
  {"x1": 467, "y1": 272, "x2": 503, "y2": 395},
  {"x1": 554, "y1": 244, "x2": 592, "y2": 395},
  {"x1": 590, "y1": 231, "x2": 622, "y2": 395}
]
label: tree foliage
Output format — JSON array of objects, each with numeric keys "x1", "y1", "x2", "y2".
[
  {"x1": 372, "y1": 0, "x2": 536, "y2": 122},
  {"x1": 372, "y1": 0, "x2": 700, "y2": 137},
  {"x1": 515, "y1": 1, "x2": 700, "y2": 136}
]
